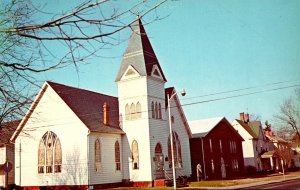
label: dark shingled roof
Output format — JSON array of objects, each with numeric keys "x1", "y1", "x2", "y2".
[
  {"x1": 0, "y1": 120, "x2": 20, "y2": 144},
  {"x1": 235, "y1": 119, "x2": 261, "y2": 139},
  {"x1": 115, "y1": 18, "x2": 166, "y2": 82},
  {"x1": 47, "y1": 81, "x2": 124, "y2": 134}
]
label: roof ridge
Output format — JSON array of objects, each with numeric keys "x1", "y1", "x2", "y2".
[{"x1": 46, "y1": 81, "x2": 117, "y2": 99}]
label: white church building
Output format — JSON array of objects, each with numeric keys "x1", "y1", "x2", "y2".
[{"x1": 11, "y1": 18, "x2": 192, "y2": 189}]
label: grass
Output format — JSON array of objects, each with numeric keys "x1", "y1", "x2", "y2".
[{"x1": 110, "y1": 170, "x2": 300, "y2": 189}]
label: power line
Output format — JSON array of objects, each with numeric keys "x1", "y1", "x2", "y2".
[
  {"x1": 15, "y1": 83, "x2": 300, "y2": 130},
  {"x1": 181, "y1": 84, "x2": 300, "y2": 107},
  {"x1": 181, "y1": 79, "x2": 299, "y2": 101}
]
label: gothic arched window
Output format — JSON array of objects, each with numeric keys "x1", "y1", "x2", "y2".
[
  {"x1": 155, "y1": 143, "x2": 162, "y2": 154},
  {"x1": 168, "y1": 131, "x2": 183, "y2": 168},
  {"x1": 125, "y1": 104, "x2": 130, "y2": 120},
  {"x1": 132, "y1": 140, "x2": 139, "y2": 169},
  {"x1": 130, "y1": 103, "x2": 135, "y2": 120},
  {"x1": 38, "y1": 131, "x2": 62, "y2": 174},
  {"x1": 155, "y1": 102, "x2": 158, "y2": 119},
  {"x1": 115, "y1": 141, "x2": 121, "y2": 171},
  {"x1": 158, "y1": 103, "x2": 162, "y2": 119},
  {"x1": 136, "y1": 102, "x2": 141, "y2": 119},
  {"x1": 95, "y1": 139, "x2": 101, "y2": 171}
]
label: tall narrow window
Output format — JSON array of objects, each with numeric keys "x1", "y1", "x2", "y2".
[
  {"x1": 130, "y1": 103, "x2": 135, "y2": 120},
  {"x1": 125, "y1": 104, "x2": 130, "y2": 120},
  {"x1": 115, "y1": 141, "x2": 121, "y2": 171},
  {"x1": 38, "y1": 141, "x2": 45, "y2": 173},
  {"x1": 219, "y1": 139, "x2": 223, "y2": 153},
  {"x1": 95, "y1": 139, "x2": 101, "y2": 172},
  {"x1": 155, "y1": 102, "x2": 158, "y2": 119},
  {"x1": 54, "y1": 139, "x2": 62, "y2": 173},
  {"x1": 168, "y1": 131, "x2": 182, "y2": 168},
  {"x1": 46, "y1": 133, "x2": 55, "y2": 173},
  {"x1": 136, "y1": 102, "x2": 141, "y2": 118},
  {"x1": 209, "y1": 139, "x2": 213, "y2": 152},
  {"x1": 151, "y1": 102, "x2": 155, "y2": 118},
  {"x1": 38, "y1": 131, "x2": 61, "y2": 174},
  {"x1": 132, "y1": 140, "x2": 139, "y2": 169},
  {"x1": 158, "y1": 103, "x2": 162, "y2": 119}
]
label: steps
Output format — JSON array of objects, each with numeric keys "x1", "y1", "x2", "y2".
[{"x1": 165, "y1": 176, "x2": 188, "y2": 187}]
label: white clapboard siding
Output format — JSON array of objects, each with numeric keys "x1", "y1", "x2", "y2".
[
  {"x1": 14, "y1": 85, "x2": 89, "y2": 187},
  {"x1": 118, "y1": 76, "x2": 153, "y2": 182},
  {"x1": 88, "y1": 133, "x2": 123, "y2": 185},
  {"x1": 149, "y1": 97, "x2": 192, "y2": 178}
]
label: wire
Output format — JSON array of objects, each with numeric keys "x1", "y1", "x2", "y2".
[
  {"x1": 15, "y1": 83, "x2": 300, "y2": 130},
  {"x1": 181, "y1": 80, "x2": 299, "y2": 101},
  {"x1": 182, "y1": 84, "x2": 300, "y2": 107}
]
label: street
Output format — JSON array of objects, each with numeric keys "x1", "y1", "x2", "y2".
[{"x1": 241, "y1": 179, "x2": 300, "y2": 189}]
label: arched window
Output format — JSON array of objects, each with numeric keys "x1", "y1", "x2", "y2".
[
  {"x1": 38, "y1": 141, "x2": 45, "y2": 173},
  {"x1": 115, "y1": 141, "x2": 121, "y2": 171},
  {"x1": 155, "y1": 143, "x2": 162, "y2": 154},
  {"x1": 168, "y1": 131, "x2": 183, "y2": 168},
  {"x1": 95, "y1": 139, "x2": 101, "y2": 172},
  {"x1": 151, "y1": 102, "x2": 155, "y2": 118},
  {"x1": 125, "y1": 104, "x2": 130, "y2": 120},
  {"x1": 136, "y1": 102, "x2": 141, "y2": 119},
  {"x1": 155, "y1": 102, "x2": 158, "y2": 119},
  {"x1": 38, "y1": 131, "x2": 61, "y2": 174},
  {"x1": 158, "y1": 103, "x2": 162, "y2": 119},
  {"x1": 130, "y1": 103, "x2": 135, "y2": 120},
  {"x1": 132, "y1": 140, "x2": 139, "y2": 169},
  {"x1": 54, "y1": 139, "x2": 62, "y2": 172}
]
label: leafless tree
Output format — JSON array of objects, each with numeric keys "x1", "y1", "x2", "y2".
[
  {"x1": 249, "y1": 114, "x2": 261, "y2": 121},
  {"x1": 0, "y1": 0, "x2": 167, "y2": 126},
  {"x1": 274, "y1": 88, "x2": 300, "y2": 141}
]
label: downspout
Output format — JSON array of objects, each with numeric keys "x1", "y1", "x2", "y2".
[
  {"x1": 201, "y1": 138, "x2": 206, "y2": 180},
  {"x1": 87, "y1": 131, "x2": 90, "y2": 189}
]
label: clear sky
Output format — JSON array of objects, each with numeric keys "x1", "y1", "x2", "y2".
[{"x1": 35, "y1": 0, "x2": 300, "y2": 126}]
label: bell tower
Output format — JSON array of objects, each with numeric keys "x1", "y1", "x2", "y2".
[{"x1": 116, "y1": 18, "x2": 167, "y2": 183}]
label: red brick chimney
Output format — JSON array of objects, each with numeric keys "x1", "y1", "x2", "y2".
[
  {"x1": 244, "y1": 113, "x2": 249, "y2": 123},
  {"x1": 239, "y1": 112, "x2": 245, "y2": 122},
  {"x1": 103, "y1": 103, "x2": 109, "y2": 126}
]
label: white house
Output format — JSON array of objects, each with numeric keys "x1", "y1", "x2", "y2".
[
  {"x1": 11, "y1": 18, "x2": 192, "y2": 189},
  {"x1": 232, "y1": 113, "x2": 270, "y2": 173}
]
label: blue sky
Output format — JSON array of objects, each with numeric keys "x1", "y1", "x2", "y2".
[{"x1": 36, "y1": 0, "x2": 300, "y2": 126}]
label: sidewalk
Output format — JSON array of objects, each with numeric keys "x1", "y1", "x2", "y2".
[{"x1": 185, "y1": 171, "x2": 300, "y2": 189}]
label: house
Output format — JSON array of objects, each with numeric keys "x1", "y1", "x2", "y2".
[
  {"x1": 232, "y1": 113, "x2": 271, "y2": 173},
  {"x1": 263, "y1": 123, "x2": 294, "y2": 172},
  {"x1": 10, "y1": 18, "x2": 192, "y2": 189},
  {"x1": 189, "y1": 117, "x2": 244, "y2": 180},
  {"x1": 0, "y1": 120, "x2": 20, "y2": 188}
]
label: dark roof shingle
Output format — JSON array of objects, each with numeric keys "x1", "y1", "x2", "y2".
[
  {"x1": 115, "y1": 18, "x2": 166, "y2": 82},
  {"x1": 47, "y1": 81, "x2": 124, "y2": 134}
]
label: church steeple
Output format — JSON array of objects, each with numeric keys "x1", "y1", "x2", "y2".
[{"x1": 115, "y1": 18, "x2": 167, "y2": 82}]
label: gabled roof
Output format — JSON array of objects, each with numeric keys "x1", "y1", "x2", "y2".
[
  {"x1": 234, "y1": 119, "x2": 259, "y2": 139},
  {"x1": 248, "y1": 121, "x2": 262, "y2": 137},
  {"x1": 47, "y1": 81, "x2": 124, "y2": 134},
  {"x1": 165, "y1": 87, "x2": 192, "y2": 138},
  {"x1": 190, "y1": 117, "x2": 244, "y2": 140},
  {"x1": 115, "y1": 18, "x2": 167, "y2": 82},
  {"x1": 0, "y1": 120, "x2": 20, "y2": 144},
  {"x1": 189, "y1": 117, "x2": 225, "y2": 138},
  {"x1": 11, "y1": 82, "x2": 124, "y2": 142}
]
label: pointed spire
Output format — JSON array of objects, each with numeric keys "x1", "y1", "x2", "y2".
[{"x1": 115, "y1": 18, "x2": 167, "y2": 82}]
